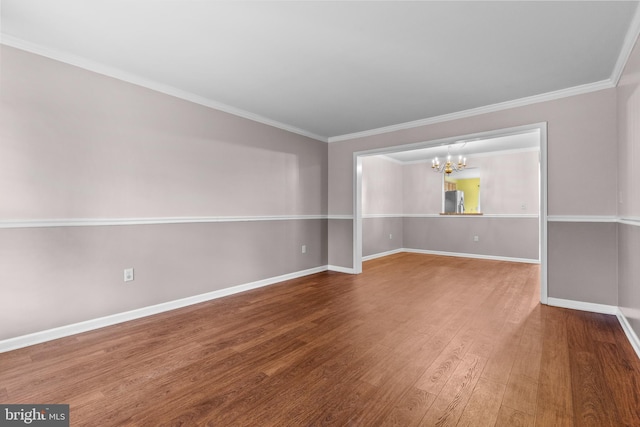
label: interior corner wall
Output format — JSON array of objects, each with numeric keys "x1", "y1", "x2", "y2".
[
  {"x1": 617, "y1": 36, "x2": 640, "y2": 339},
  {"x1": 329, "y1": 88, "x2": 618, "y2": 304},
  {"x1": 362, "y1": 151, "x2": 539, "y2": 261},
  {"x1": 0, "y1": 45, "x2": 328, "y2": 341},
  {"x1": 399, "y1": 150, "x2": 539, "y2": 261}
]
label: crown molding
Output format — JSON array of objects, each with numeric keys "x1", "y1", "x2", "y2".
[
  {"x1": 377, "y1": 155, "x2": 405, "y2": 165},
  {"x1": 466, "y1": 146, "x2": 540, "y2": 159},
  {"x1": 0, "y1": 35, "x2": 329, "y2": 143},
  {"x1": 4, "y1": 20, "x2": 635, "y2": 146},
  {"x1": 328, "y1": 79, "x2": 614, "y2": 143},
  {"x1": 611, "y1": 2, "x2": 640, "y2": 86},
  {"x1": 396, "y1": 145, "x2": 539, "y2": 165}
]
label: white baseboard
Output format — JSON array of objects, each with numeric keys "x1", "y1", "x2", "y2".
[
  {"x1": 5, "y1": 259, "x2": 640, "y2": 368},
  {"x1": 364, "y1": 251, "x2": 639, "y2": 360},
  {"x1": 0, "y1": 265, "x2": 328, "y2": 353},
  {"x1": 402, "y1": 248, "x2": 539, "y2": 264},
  {"x1": 546, "y1": 297, "x2": 619, "y2": 315},
  {"x1": 546, "y1": 298, "x2": 640, "y2": 360},
  {"x1": 327, "y1": 265, "x2": 356, "y2": 274},
  {"x1": 362, "y1": 248, "x2": 403, "y2": 261},
  {"x1": 616, "y1": 308, "x2": 640, "y2": 360}
]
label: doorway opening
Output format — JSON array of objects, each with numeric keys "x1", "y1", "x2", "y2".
[{"x1": 353, "y1": 123, "x2": 548, "y2": 303}]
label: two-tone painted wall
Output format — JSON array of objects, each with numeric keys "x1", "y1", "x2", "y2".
[
  {"x1": 362, "y1": 150, "x2": 539, "y2": 261},
  {"x1": 618, "y1": 37, "x2": 640, "y2": 342},
  {"x1": 361, "y1": 156, "x2": 404, "y2": 258},
  {"x1": 2, "y1": 33, "x2": 640, "y2": 351},
  {"x1": 0, "y1": 45, "x2": 328, "y2": 342},
  {"x1": 329, "y1": 87, "x2": 618, "y2": 306}
]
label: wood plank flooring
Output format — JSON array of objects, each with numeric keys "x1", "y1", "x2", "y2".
[{"x1": 1, "y1": 253, "x2": 639, "y2": 426}]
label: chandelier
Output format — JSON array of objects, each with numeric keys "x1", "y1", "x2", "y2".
[{"x1": 432, "y1": 153, "x2": 467, "y2": 175}]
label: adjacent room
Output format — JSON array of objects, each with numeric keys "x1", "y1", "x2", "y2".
[
  {"x1": 2, "y1": 1, "x2": 640, "y2": 425},
  {"x1": 359, "y1": 130, "x2": 541, "y2": 266}
]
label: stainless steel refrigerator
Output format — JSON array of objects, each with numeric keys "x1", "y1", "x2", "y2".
[{"x1": 445, "y1": 190, "x2": 465, "y2": 213}]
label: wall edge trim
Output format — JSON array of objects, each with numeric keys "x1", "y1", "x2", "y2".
[
  {"x1": 0, "y1": 265, "x2": 328, "y2": 353},
  {"x1": 399, "y1": 146, "x2": 541, "y2": 165},
  {"x1": 546, "y1": 299, "x2": 640, "y2": 360},
  {"x1": 403, "y1": 248, "x2": 539, "y2": 264},
  {"x1": 403, "y1": 214, "x2": 539, "y2": 219},
  {"x1": 547, "y1": 215, "x2": 618, "y2": 223},
  {"x1": 0, "y1": 35, "x2": 328, "y2": 143},
  {"x1": 328, "y1": 81, "x2": 613, "y2": 143},
  {"x1": 611, "y1": 1, "x2": 640, "y2": 85},
  {"x1": 619, "y1": 217, "x2": 640, "y2": 227},
  {"x1": 327, "y1": 215, "x2": 354, "y2": 220},
  {"x1": 327, "y1": 265, "x2": 357, "y2": 274},
  {"x1": 616, "y1": 308, "x2": 640, "y2": 360},
  {"x1": 546, "y1": 297, "x2": 618, "y2": 315},
  {"x1": 0, "y1": 215, "x2": 329, "y2": 229},
  {"x1": 362, "y1": 248, "x2": 404, "y2": 261},
  {"x1": 3, "y1": 214, "x2": 627, "y2": 228}
]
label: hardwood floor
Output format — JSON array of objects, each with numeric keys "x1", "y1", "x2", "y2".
[{"x1": 2, "y1": 253, "x2": 639, "y2": 426}]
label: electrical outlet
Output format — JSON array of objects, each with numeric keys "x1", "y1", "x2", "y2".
[
  {"x1": 301, "y1": 245, "x2": 307, "y2": 254},
  {"x1": 473, "y1": 236, "x2": 479, "y2": 242},
  {"x1": 124, "y1": 268, "x2": 134, "y2": 282},
  {"x1": 389, "y1": 234, "x2": 393, "y2": 240},
  {"x1": 521, "y1": 203, "x2": 527, "y2": 210}
]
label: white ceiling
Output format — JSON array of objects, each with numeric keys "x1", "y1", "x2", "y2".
[{"x1": 1, "y1": 1, "x2": 639, "y2": 142}]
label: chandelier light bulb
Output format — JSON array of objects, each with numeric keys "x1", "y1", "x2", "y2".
[
  {"x1": 432, "y1": 150, "x2": 467, "y2": 175},
  {"x1": 432, "y1": 157, "x2": 440, "y2": 169}
]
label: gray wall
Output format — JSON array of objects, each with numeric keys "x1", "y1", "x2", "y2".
[
  {"x1": 548, "y1": 222, "x2": 618, "y2": 306},
  {"x1": 329, "y1": 88, "x2": 618, "y2": 306},
  {"x1": 0, "y1": 220, "x2": 327, "y2": 338},
  {"x1": 617, "y1": 37, "x2": 640, "y2": 338},
  {"x1": 2, "y1": 33, "x2": 638, "y2": 343},
  {"x1": 362, "y1": 152, "x2": 539, "y2": 261},
  {"x1": 404, "y1": 216, "x2": 538, "y2": 261},
  {"x1": 0, "y1": 45, "x2": 328, "y2": 340},
  {"x1": 363, "y1": 217, "x2": 403, "y2": 258}
]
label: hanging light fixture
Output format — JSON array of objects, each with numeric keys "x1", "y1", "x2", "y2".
[{"x1": 432, "y1": 149, "x2": 466, "y2": 175}]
